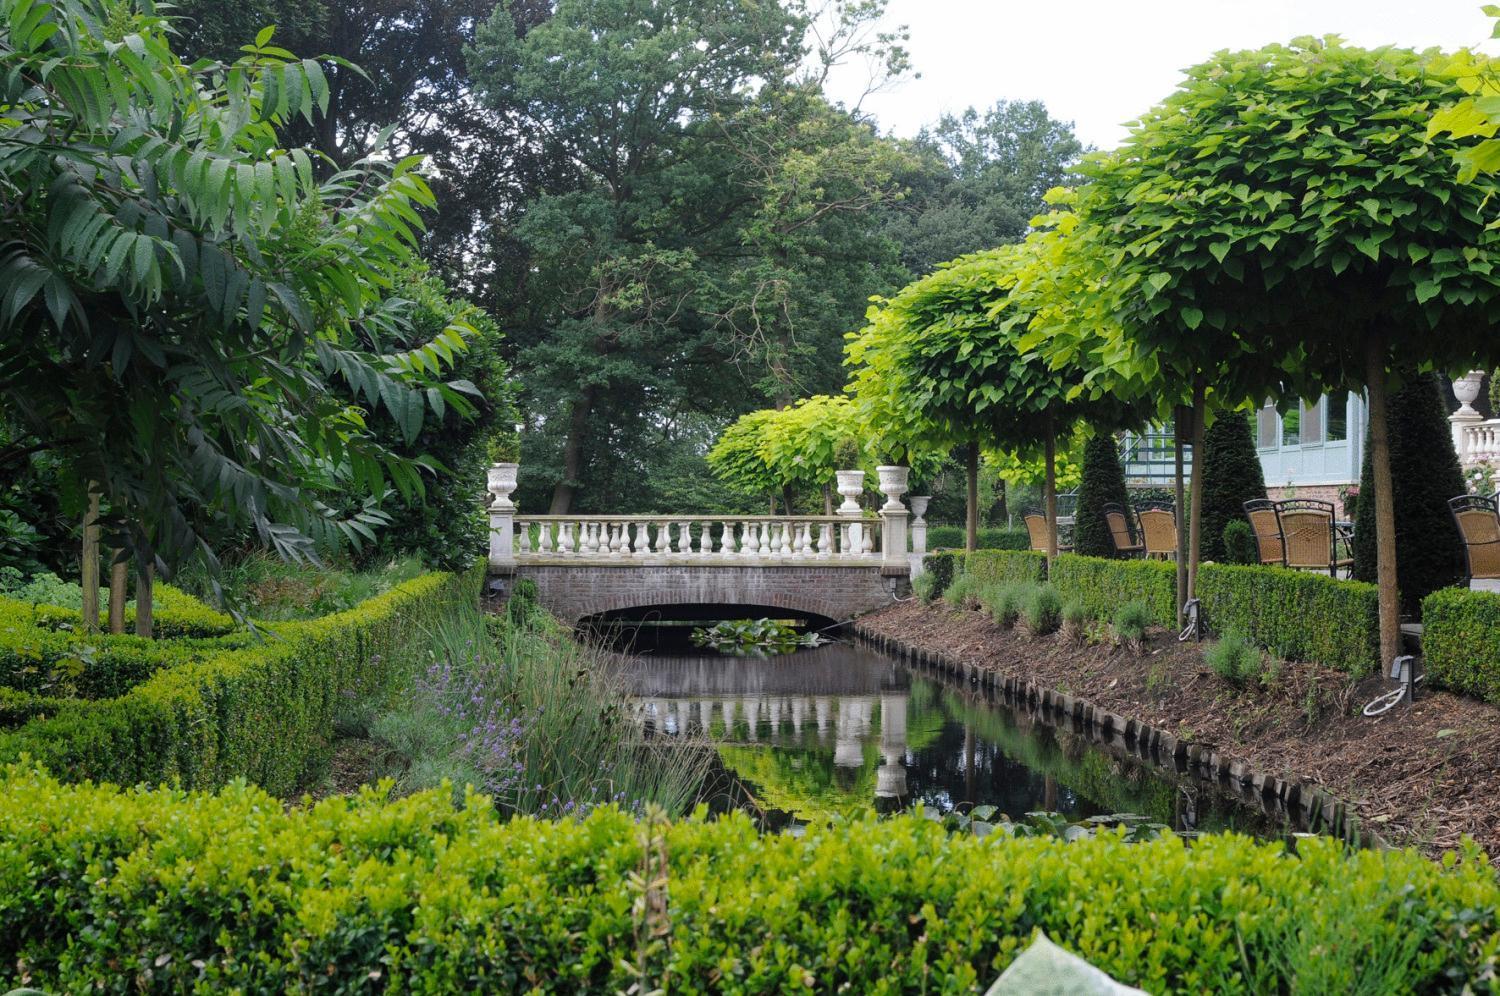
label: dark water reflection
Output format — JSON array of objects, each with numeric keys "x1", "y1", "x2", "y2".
[{"x1": 612, "y1": 640, "x2": 1298, "y2": 836}]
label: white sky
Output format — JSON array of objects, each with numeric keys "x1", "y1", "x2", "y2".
[{"x1": 827, "y1": 0, "x2": 1500, "y2": 149}]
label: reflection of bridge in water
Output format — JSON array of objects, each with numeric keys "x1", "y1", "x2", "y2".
[{"x1": 618, "y1": 644, "x2": 914, "y2": 802}]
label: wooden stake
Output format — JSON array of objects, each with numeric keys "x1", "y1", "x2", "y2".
[
  {"x1": 1187, "y1": 381, "x2": 1207, "y2": 603},
  {"x1": 1043, "y1": 415, "x2": 1059, "y2": 566}
]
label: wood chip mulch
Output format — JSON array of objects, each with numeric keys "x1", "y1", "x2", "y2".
[{"x1": 858, "y1": 600, "x2": 1500, "y2": 856}]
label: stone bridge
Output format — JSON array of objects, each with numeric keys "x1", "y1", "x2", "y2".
[{"x1": 484, "y1": 465, "x2": 930, "y2": 626}]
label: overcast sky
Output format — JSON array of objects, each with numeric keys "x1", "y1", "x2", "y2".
[{"x1": 826, "y1": 1, "x2": 1500, "y2": 150}]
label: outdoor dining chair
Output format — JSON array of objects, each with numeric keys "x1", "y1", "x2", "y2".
[
  {"x1": 1275, "y1": 498, "x2": 1352, "y2": 577},
  {"x1": 1023, "y1": 511, "x2": 1073, "y2": 553},
  {"x1": 1449, "y1": 494, "x2": 1500, "y2": 582},
  {"x1": 1102, "y1": 502, "x2": 1144, "y2": 557},
  {"x1": 1243, "y1": 498, "x2": 1286, "y2": 566},
  {"x1": 1135, "y1": 503, "x2": 1177, "y2": 561}
]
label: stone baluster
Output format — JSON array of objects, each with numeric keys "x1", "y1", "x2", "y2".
[
  {"x1": 861, "y1": 520, "x2": 875, "y2": 557},
  {"x1": 779, "y1": 521, "x2": 794, "y2": 557},
  {"x1": 1451, "y1": 370, "x2": 1486, "y2": 464},
  {"x1": 718, "y1": 520, "x2": 735, "y2": 557},
  {"x1": 608, "y1": 523, "x2": 624, "y2": 557},
  {"x1": 558, "y1": 521, "x2": 574, "y2": 555},
  {"x1": 654, "y1": 520, "x2": 671, "y2": 555},
  {"x1": 742, "y1": 523, "x2": 758, "y2": 558},
  {"x1": 799, "y1": 522, "x2": 814, "y2": 557},
  {"x1": 675, "y1": 520, "x2": 691, "y2": 555},
  {"x1": 539, "y1": 521, "x2": 554, "y2": 555},
  {"x1": 698, "y1": 521, "x2": 714, "y2": 555},
  {"x1": 909, "y1": 497, "x2": 930, "y2": 576},
  {"x1": 818, "y1": 522, "x2": 833, "y2": 559},
  {"x1": 631, "y1": 522, "x2": 648, "y2": 556},
  {"x1": 517, "y1": 522, "x2": 532, "y2": 557},
  {"x1": 758, "y1": 523, "x2": 773, "y2": 558}
]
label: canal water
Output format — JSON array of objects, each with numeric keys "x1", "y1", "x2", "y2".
[{"x1": 608, "y1": 634, "x2": 1302, "y2": 837}]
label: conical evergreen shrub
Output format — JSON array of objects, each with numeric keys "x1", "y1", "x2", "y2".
[
  {"x1": 1198, "y1": 411, "x2": 1267, "y2": 563},
  {"x1": 1353, "y1": 371, "x2": 1466, "y2": 612},
  {"x1": 1072, "y1": 431, "x2": 1132, "y2": 558}
]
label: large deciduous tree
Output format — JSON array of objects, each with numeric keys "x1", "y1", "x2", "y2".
[
  {"x1": 1075, "y1": 38, "x2": 1500, "y2": 664},
  {"x1": 0, "y1": 1, "x2": 479, "y2": 616}
]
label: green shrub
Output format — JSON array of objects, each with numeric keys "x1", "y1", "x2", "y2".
[
  {"x1": 925, "y1": 525, "x2": 1030, "y2": 551},
  {"x1": 943, "y1": 574, "x2": 980, "y2": 610},
  {"x1": 1205, "y1": 629, "x2": 1261, "y2": 688},
  {"x1": 964, "y1": 549, "x2": 1048, "y2": 587},
  {"x1": 506, "y1": 576, "x2": 540, "y2": 624},
  {"x1": 1023, "y1": 584, "x2": 1063, "y2": 636},
  {"x1": 1198, "y1": 412, "x2": 1267, "y2": 563},
  {"x1": 1421, "y1": 586, "x2": 1500, "y2": 703},
  {"x1": 1072, "y1": 431, "x2": 1133, "y2": 558},
  {"x1": 1114, "y1": 601, "x2": 1152, "y2": 646},
  {"x1": 1060, "y1": 599, "x2": 1090, "y2": 642},
  {"x1": 923, "y1": 551, "x2": 959, "y2": 600},
  {"x1": 0, "y1": 567, "x2": 479, "y2": 793},
  {"x1": 5, "y1": 583, "x2": 237, "y2": 639},
  {"x1": 980, "y1": 582, "x2": 1027, "y2": 629},
  {"x1": 1221, "y1": 519, "x2": 1258, "y2": 565},
  {"x1": 912, "y1": 571, "x2": 939, "y2": 604},
  {"x1": 1197, "y1": 563, "x2": 1379, "y2": 676},
  {"x1": 4, "y1": 765, "x2": 1496, "y2": 995},
  {"x1": 1051, "y1": 554, "x2": 1177, "y2": 628}
]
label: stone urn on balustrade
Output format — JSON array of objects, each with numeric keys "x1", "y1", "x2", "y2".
[
  {"x1": 487, "y1": 462, "x2": 519, "y2": 511},
  {"x1": 875, "y1": 465, "x2": 909, "y2": 511},
  {"x1": 835, "y1": 470, "x2": 865, "y2": 515},
  {"x1": 908, "y1": 496, "x2": 930, "y2": 523}
]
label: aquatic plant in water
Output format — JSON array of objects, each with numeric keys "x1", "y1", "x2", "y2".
[{"x1": 691, "y1": 618, "x2": 825, "y2": 655}]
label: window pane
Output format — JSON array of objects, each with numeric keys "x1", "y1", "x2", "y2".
[
  {"x1": 1257, "y1": 402, "x2": 1278, "y2": 449},
  {"x1": 1281, "y1": 403, "x2": 1300, "y2": 447},
  {"x1": 1301, "y1": 398, "x2": 1322, "y2": 444},
  {"x1": 1327, "y1": 393, "x2": 1348, "y2": 442}
]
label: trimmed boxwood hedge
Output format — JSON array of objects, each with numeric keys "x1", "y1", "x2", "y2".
[
  {"x1": 922, "y1": 550, "x2": 1046, "y2": 602},
  {"x1": 1197, "y1": 564, "x2": 1380, "y2": 676},
  {"x1": 924, "y1": 525, "x2": 1031, "y2": 551},
  {"x1": 2, "y1": 765, "x2": 1497, "y2": 994},
  {"x1": 1050, "y1": 554, "x2": 1178, "y2": 628},
  {"x1": 4, "y1": 583, "x2": 237, "y2": 639},
  {"x1": 0, "y1": 567, "x2": 477, "y2": 794},
  {"x1": 1422, "y1": 586, "x2": 1500, "y2": 703}
]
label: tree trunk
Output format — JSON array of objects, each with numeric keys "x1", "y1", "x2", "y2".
[
  {"x1": 1174, "y1": 408, "x2": 1188, "y2": 627},
  {"x1": 1187, "y1": 381, "x2": 1207, "y2": 602},
  {"x1": 965, "y1": 441, "x2": 980, "y2": 552},
  {"x1": 108, "y1": 556, "x2": 127, "y2": 634},
  {"x1": 781, "y1": 484, "x2": 796, "y2": 517},
  {"x1": 134, "y1": 560, "x2": 154, "y2": 639},
  {"x1": 1365, "y1": 335, "x2": 1400, "y2": 667},
  {"x1": 994, "y1": 478, "x2": 1008, "y2": 523},
  {"x1": 822, "y1": 485, "x2": 833, "y2": 516},
  {"x1": 1043, "y1": 415, "x2": 1059, "y2": 567},
  {"x1": 79, "y1": 490, "x2": 100, "y2": 634},
  {"x1": 548, "y1": 386, "x2": 596, "y2": 514}
]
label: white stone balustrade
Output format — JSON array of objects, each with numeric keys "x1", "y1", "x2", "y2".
[
  {"x1": 510, "y1": 515, "x2": 885, "y2": 565},
  {"x1": 1451, "y1": 371, "x2": 1500, "y2": 473}
]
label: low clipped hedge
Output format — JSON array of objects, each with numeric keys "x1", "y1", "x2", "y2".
[
  {"x1": 0, "y1": 568, "x2": 476, "y2": 793},
  {"x1": 1198, "y1": 564, "x2": 1380, "y2": 676},
  {"x1": 1050, "y1": 554, "x2": 1178, "y2": 628},
  {"x1": 922, "y1": 550, "x2": 1046, "y2": 602},
  {"x1": 924, "y1": 525, "x2": 1030, "y2": 551},
  {"x1": 2, "y1": 766, "x2": 1498, "y2": 994},
  {"x1": 1422, "y1": 586, "x2": 1500, "y2": 703},
  {"x1": 3, "y1": 583, "x2": 237, "y2": 639}
]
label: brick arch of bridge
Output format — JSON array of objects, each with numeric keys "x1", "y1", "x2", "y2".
[{"x1": 513, "y1": 564, "x2": 900, "y2": 627}]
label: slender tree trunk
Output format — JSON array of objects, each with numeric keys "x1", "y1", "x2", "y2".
[
  {"x1": 79, "y1": 490, "x2": 100, "y2": 634},
  {"x1": 965, "y1": 441, "x2": 980, "y2": 552},
  {"x1": 134, "y1": 560, "x2": 154, "y2": 639},
  {"x1": 768, "y1": 494, "x2": 777, "y2": 516},
  {"x1": 994, "y1": 479, "x2": 1008, "y2": 523},
  {"x1": 1365, "y1": 334, "x2": 1400, "y2": 667},
  {"x1": 822, "y1": 485, "x2": 833, "y2": 516},
  {"x1": 1043, "y1": 415, "x2": 1059, "y2": 566},
  {"x1": 1187, "y1": 381, "x2": 1207, "y2": 602},
  {"x1": 108, "y1": 556, "x2": 127, "y2": 634},
  {"x1": 781, "y1": 484, "x2": 796, "y2": 517},
  {"x1": 1174, "y1": 407, "x2": 1188, "y2": 627},
  {"x1": 548, "y1": 386, "x2": 596, "y2": 514}
]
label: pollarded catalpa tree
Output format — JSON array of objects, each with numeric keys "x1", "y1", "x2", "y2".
[
  {"x1": 1075, "y1": 38, "x2": 1500, "y2": 666},
  {"x1": 0, "y1": 3, "x2": 479, "y2": 626}
]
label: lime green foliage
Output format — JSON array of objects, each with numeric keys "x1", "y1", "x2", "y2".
[
  {"x1": 706, "y1": 409, "x2": 788, "y2": 501},
  {"x1": 1205, "y1": 629, "x2": 1262, "y2": 688},
  {"x1": 1197, "y1": 564, "x2": 1379, "y2": 676},
  {"x1": 178, "y1": 551, "x2": 426, "y2": 621},
  {"x1": 1022, "y1": 584, "x2": 1063, "y2": 635},
  {"x1": 1222, "y1": 520, "x2": 1258, "y2": 566},
  {"x1": 1113, "y1": 601, "x2": 1153, "y2": 647},
  {"x1": 1051, "y1": 555, "x2": 1178, "y2": 629},
  {"x1": 5, "y1": 766, "x2": 1498, "y2": 993},
  {"x1": 1421, "y1": 587, "x2": 1500, "y2": 703},
  {"x1": 0, "y1": 569, "x2": 477, "y2": 793},
  {"x1": 1429, "y1": 26, "x2": 1500, "y2": 182},
  {"x1": 925, "y1": 525, "x2": 1029, "y2": 551},
  {"x1": 963, "y1": 549, "x2": 1049, "y2": 587}
]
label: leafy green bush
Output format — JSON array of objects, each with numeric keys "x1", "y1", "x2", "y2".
[
  {"x1": 1205, "y1": 629, "x2": 1261, "y2": 688},
  {"x1": 1023, "y1": 584, "x2": 1063, "y2": 636},
  {"x1": 1113, "y1": 601, "x2": 1152, "y2": 647},
  {"x1": 1421, "y1": 586, "x2": 1500, "y2": 703},
  {"x1": 964, "y1": 549, "x2": 1048, "y2": 587},
  {"x1": 1060, "y1": 599, "x2": 1089, "y2": 643},
  {"x1": 507, "y1": 576, "x2": 540, "y2": 624},
  {"x1": 943, "y1": 574, "x2": 980, "y2": 610},
  {"x1": 1221, "y1": 519, "x2": 1258, "y2": 565},
  {"x1": 922, "y1": 551, "x2": 959, "y2": 600},
  {"x1": 912, "y1": 570, "x2": 939, "y2": 604},
  {"x1": 1, "y1": 582, "x2": 236, "y2": 639},
  {"x1": 0, "y1": 567, "x2": 479, "y2": 793},
  {"x1": 980, "y1": 582, "x2": 1027, "y2": 629},
  {"x1": 1051, "y1": 554, "x2": 1177, "y2": 628},
  {"x1": 1197, "y1": 563, "x2": 1379, "y2": 676},
  {"x1": 925, "y1": 525, "x2": 1030, "y2": 551},
  {"x1": 3, "y1": 765, "x2": 1496, "y2": 995}
]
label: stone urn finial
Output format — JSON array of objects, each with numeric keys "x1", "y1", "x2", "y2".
[
  {"x1": 1453, "y1": 370, "x2": 1487, "y2": 417},
  {"x1": 875, "y1": 465, "x2": 909, "y2": 512},
  {"x1": 909, "y1": 496, "x2": 930, "y2": 524},
  {"x1": 835, "y1": 469, "x2": 865, "y2": 516},
  {"x1": 487, "y1": 462, "x2": 519, "y2": 511}
]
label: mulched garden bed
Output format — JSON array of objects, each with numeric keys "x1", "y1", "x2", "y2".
[{"x1": 857, "y1": 599, "x2": 1500, "y2": 856}]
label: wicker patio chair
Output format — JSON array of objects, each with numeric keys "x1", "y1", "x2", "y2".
[
  {"x1": 1275, "y1": 498, "x2": 1352, "y2": 577},
  {"x1": 1136, "y1": 503, "x2": 1177, "y2": 561},
  {"x1": 1450, "y1": 494, "x2": 1500, "y2": 581},
  {"x1": 1023, "y1": 511, "x2": 1073, "y2": 553},
  {"x1": 1102, "y1": 502, "x2": 1144, "y2": 557},
  {"x1": 1243, "y1": 498, "x2": 1285, "y2": 566}
]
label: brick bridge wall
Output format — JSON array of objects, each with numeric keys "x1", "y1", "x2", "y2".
[{"x1": 513, "y1": 565, "x2": 903, "y2": 626}]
